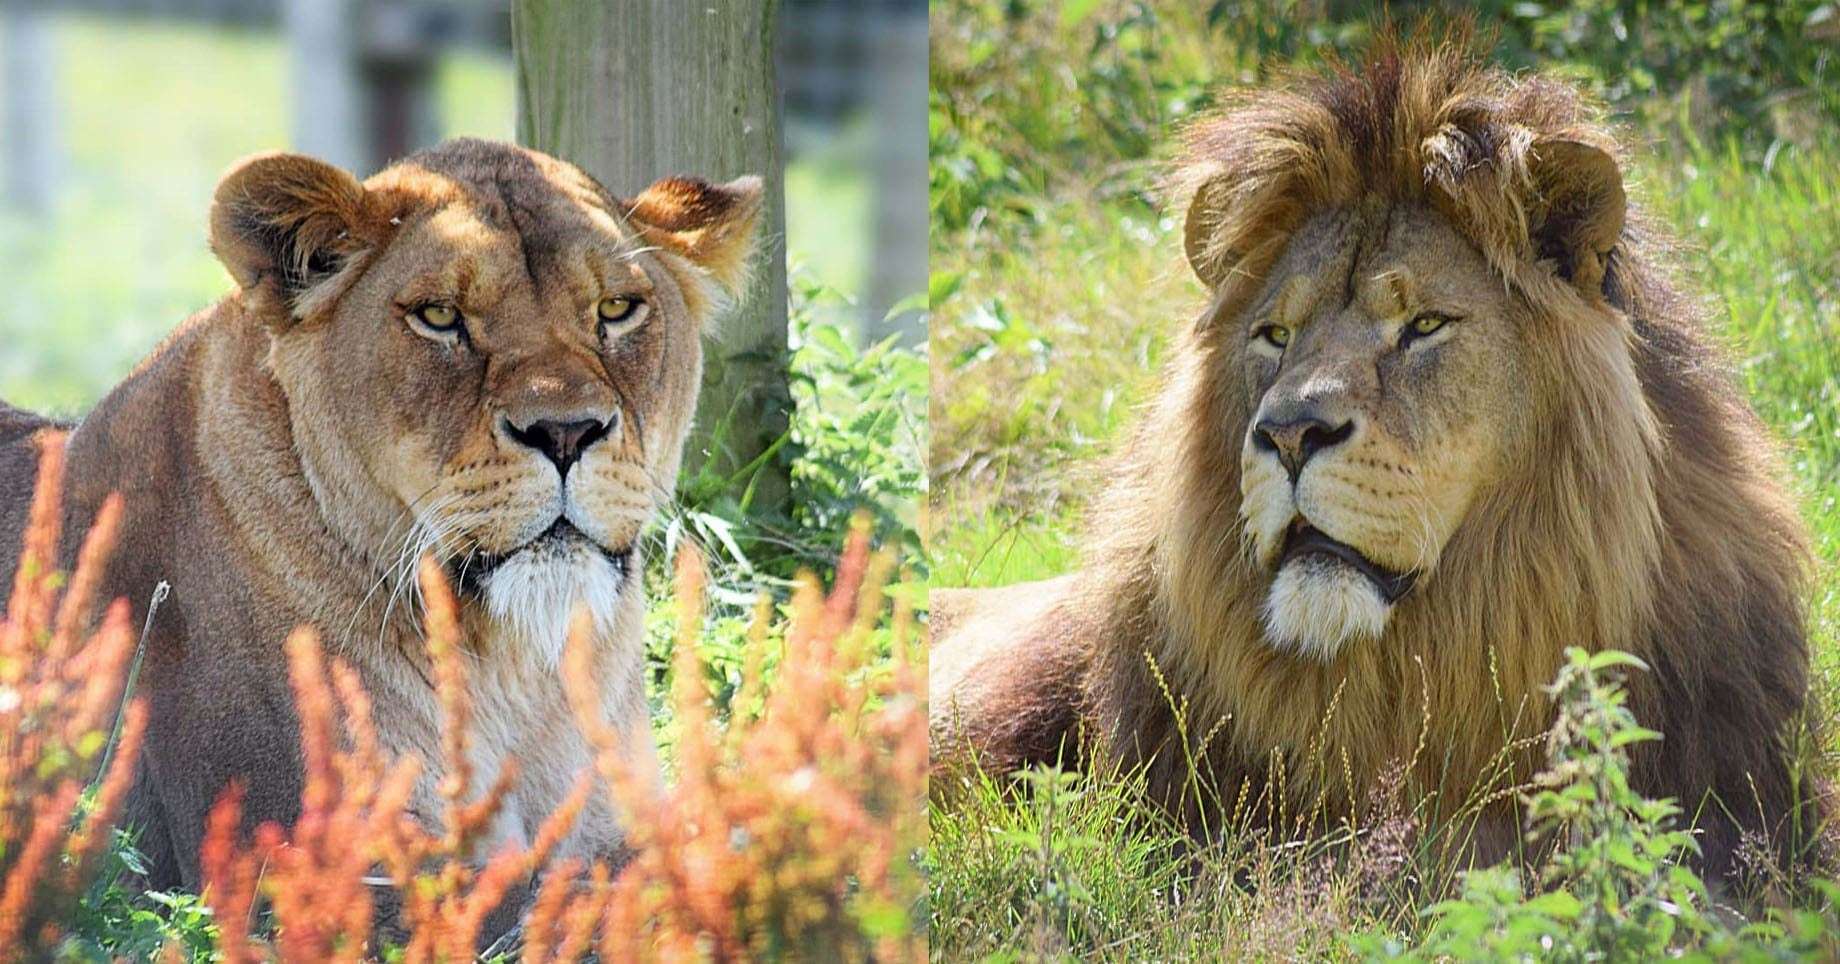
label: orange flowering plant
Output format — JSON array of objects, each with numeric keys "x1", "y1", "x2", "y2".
[
  {"x1": 2, "y1": 443, "x2": 926, "y2": 961},
  {"x1": 0, "y1": 440, "x2": 146, "y2": 956}
]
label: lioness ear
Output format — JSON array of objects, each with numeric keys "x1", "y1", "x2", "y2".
[
  {"x1": 622, "y1": 175, "x2": 764, "y2": 299},
  {"x1": 209, "y1": 152, "x2": 376, "y2": 318},
  {"x1": 1183, "y1": 174, "x2": 1236, "y2": 288},
  {"x1": 1527, "y1": 137, "x2": 1625, "y2": 295}
]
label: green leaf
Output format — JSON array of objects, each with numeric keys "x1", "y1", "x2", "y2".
[
  {"x1": 1608, "y1": 725, "x2": 1663, "y2": 748},
  {"x1": 1523, "y1": 890, "x2": 1583, "y2": 919},
  {"x1": 1587, "y1": 649, "x2": 1650, "y2": 673},
  {"x1": 1060, "y1": 0, "x2": 1103, "y2": 28},
  {"x1": 928, "y1": 270, "x2": 965, "y2": 307},
  {"x1": 884, "y1": 291, "x2": 929, "y2": 321}
]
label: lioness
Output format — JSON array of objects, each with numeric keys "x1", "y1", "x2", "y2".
[
  {"x1": 0, "y1": 139, "x2": 761, "y2": 892},
  {"x1": 930, "y1": 37, "x2": 1820, "y2": 878}
]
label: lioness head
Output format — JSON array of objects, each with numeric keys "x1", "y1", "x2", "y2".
[
  {"x1": 1178, "y1": 47, "x2": 1638, "y2": 662},
  {"x1": 208, "y1": 138, "x2": 761, "y2": 661}
]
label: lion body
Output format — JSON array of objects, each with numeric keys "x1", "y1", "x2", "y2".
[
  {"x1": 930, "y1": 39, "x2": 1816, "y2": 877},
  {"x1": 0, "y1": 138, "x2": 761, "y2": 896}
]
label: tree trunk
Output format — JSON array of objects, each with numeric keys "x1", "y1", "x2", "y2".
[{"x1": 512, "y1": 0, "x2": 791, "y2": 517}]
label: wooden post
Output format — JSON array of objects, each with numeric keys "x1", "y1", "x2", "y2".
[
  {"x1": 512, "y1": 0, "x2": 792, "y2": 516},
  {"x1": 289, "y1": 0, "x2": 440, "y2": 176},
  {"x1": 286, "y1": 0, "x2": 365, "y2": 173},
  {"x1": 864, "y1": 10, "x2": 928, "y2": 347},
  {"x1": 2, "y1": 4, "x2": 59, "y2": 215}
]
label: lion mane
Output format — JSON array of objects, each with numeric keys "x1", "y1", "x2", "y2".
[{"x1": 931, "y1": 32, "x2": 1818, "y2": 877}]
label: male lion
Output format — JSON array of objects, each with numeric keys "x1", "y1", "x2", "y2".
[
  {"x1": 930, "y1": 37, "x2": 1819, "y2": 878},
  {"x1": 0, "y1": 139, "x2": 761, "y2": 894}
]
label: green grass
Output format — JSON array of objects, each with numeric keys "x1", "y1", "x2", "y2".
[{"x1": 929, "y1": 2, "x2": 1840, "y2": 958}]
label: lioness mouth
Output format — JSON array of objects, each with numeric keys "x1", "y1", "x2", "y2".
[
  {"x1": 452, "y1": 519, "x2": 633, "y2": 597},
  {"x1": 1279, "y1": 522, "x2": 1417, "y2": 603}
]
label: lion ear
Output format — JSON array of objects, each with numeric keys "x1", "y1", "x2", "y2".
[
  {"x1": 209, "y1": 152, "x2": 378, "y2": 319},
  {"x1": 1183, "y1": 174, "x2": 1236, "y2": 288},
  {"x1": 621, "y1": 175, "x2": 764, "y2": 301},
  {"x1": 1527, "y1": 137, "x2": 1626, "y2": 295}
]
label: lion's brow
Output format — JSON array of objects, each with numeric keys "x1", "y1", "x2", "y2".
[
  {"x1": 1272, "y1": 275, "x2": 1315, "y2": 327},
  {"x1": 1360, "y1": 268, "x2": 1416, "y2": 320}
]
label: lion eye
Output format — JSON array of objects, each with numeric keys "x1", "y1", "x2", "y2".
[
  {"x1": 1256, "y1": 324, "x2": 1292, "y2": 349},
  {"x1": 596, "y1": 296, "x2": 650, "y2": 345},
  {"x1": 1401, "y1": 312, "x2": 1456, "y2": 346},
  {"x1": 597, "y1": 296, "x2": 640, "y2": 322}
]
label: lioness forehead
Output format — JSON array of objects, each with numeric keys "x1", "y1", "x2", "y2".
[
  {"x1": 363, "y1": 139, "x2": 658, "y2": 315},
  {"x1": 373, "y1": 138, "x2": 638, "y2": 273}
]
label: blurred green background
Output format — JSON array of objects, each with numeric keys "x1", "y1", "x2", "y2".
[{"x1": 0, "y1": 13, "x2": 872, "y2": 415}]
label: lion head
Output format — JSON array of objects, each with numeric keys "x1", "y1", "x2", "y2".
[
  {"x1": 1227, "y1": 201, "x2": 1548, "y2": 657},
  {"x1": 1164, "y1": 39, "x2": 1658, "y2": 671},
  {"x1": 207, "y1": 138, "x2": 761, "y2": 662}
]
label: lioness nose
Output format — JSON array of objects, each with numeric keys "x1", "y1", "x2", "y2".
[
  {"x1": 1252, "y1": 414, "x2": 1354, "y2": 482},
  {"x1": 506, "y1": 416, "x2": 612, "y2": 475}
]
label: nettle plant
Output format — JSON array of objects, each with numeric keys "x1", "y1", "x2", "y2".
[{"x1": 1362, "y1": 648, "x2": 1838, "y2": 961}]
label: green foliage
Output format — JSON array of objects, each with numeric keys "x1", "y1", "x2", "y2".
[
  {"x1": 930, "y1": 0, "x2": 1839, "y2": 235},
  {"x1": 1358, "y1": 650, "x2": 1708, "y2": 960},
  {"x1": 60, "y1": 830, "x2": 218, "y2": 961},
  {"x1": 1522, "y1": 651, "x2": 1705, "y2": 956},
  {"x1": 1486, "y1": 0, "x2": 1840, "y2": 147},
  {"x1": 1357, "y1": 650, "x2": 1840, "y2": 961},
  {"x1": 786, "y1": 280, "x2": 928, "y2": 576},
  {"x1": 656, "y1": 278, "x2": 924, "y2": 732},
  {"x1": 926, "y1": 763, "x2": 1186, "y2": 959}
]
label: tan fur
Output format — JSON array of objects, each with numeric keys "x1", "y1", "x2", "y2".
[
  {"x1": 0, "y1": 138, "x2": 761, "y2": 901},
  {"x1": 931, "y1": 31, "x2": 1817, "y2": 878}
]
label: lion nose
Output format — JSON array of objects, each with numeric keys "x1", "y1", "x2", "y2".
[
  {"x1": 1252, "y1": 414, "x2": 1354, "y2": 482},
  {"x1": 505, "y1": 415, "x2": 614, "y2": 475}
]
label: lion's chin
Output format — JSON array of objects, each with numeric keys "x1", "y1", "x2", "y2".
[
  {"x1": 1261, "y1": 559, "x2": 1392, "y2": 662},
  {"x1": 479, "y1": 533, "x2": 629, "y2": 667}
]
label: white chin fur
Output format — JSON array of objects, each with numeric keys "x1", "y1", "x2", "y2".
[
  {"x1": 481, "y1": 541, "x2": 624, "y2": 667},
  {"x1": 1262, "y1": 560, "x2": 1391, "y2": 662}
]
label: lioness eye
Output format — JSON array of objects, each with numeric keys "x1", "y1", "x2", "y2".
[
  {"x1": 1256, "y1": 324, "x2": 1291, "y2": 349},
  {"x1": 411, "y1": 304, "x2": 461, "y2": 330},
  {"x1": 597, "y1": 296, "x2": 640, "y2": 322},
  {"x1": 406, "y1": 304, "x2": 466, "y2": 345}
]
